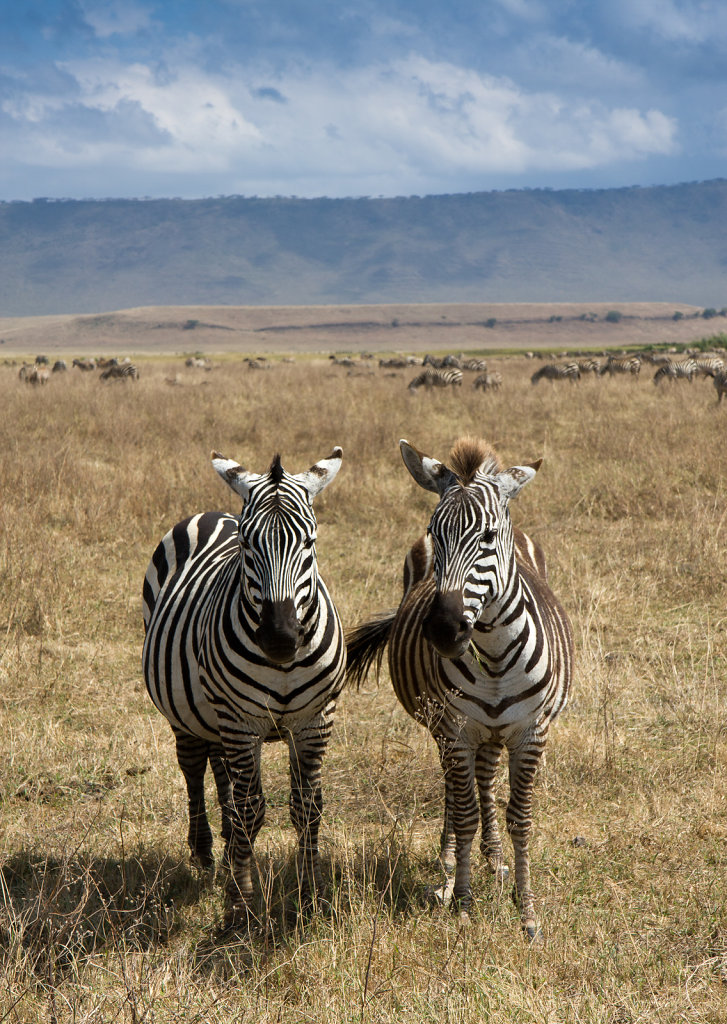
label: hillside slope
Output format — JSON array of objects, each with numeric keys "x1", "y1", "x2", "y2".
[{"x1": 1, "y1": 181, "x2": 726, "y2": 315}]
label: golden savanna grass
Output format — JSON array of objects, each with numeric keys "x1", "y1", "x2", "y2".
[{"x1": 1, "y1": 355, "x2": 727, "y2": 1022}]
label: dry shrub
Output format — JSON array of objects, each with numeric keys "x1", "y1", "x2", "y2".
[{"x1": 1, "y1": 355, "x2": 726, "y2": 1022}]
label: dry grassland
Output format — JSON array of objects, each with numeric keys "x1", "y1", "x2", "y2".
[{"x1": 1, "y1": 353, "x2": 727, "y2": 1023}]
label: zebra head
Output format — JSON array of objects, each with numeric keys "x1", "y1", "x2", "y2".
[
  {"x1": 212, "y1": 447, "x2": 343, "y2": 665},
  {"x1": 400, "y1": 438, "x2": 540, "y2": 659}
]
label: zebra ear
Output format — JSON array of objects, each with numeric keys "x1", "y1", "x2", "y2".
[
  {"x1": 496, "y1": 459, "x2": 542, "y2": 502},
  {"x1": 400, "y1": 440, "x2": 458, "y2": 495},
  {"x1": 211, "y1": 451, "x2": 262, "y2": 500},
  {"x1": 297, "y1": 446, "x2": 343, "y2": 500}
]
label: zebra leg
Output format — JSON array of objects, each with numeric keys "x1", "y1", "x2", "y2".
[
  {"x1": 288, "y1": 712, "x2": 333, "y2": 909},
  {"x1": 506, "y1": 740, "x2": 544, "y2": 942},
  {"x1": 224, "y1": 737, "x2": 266, "y2": 931},
  {"x1": 209, "y1": 749, "x2": 233, "y2": 870},
  {"x1": 476, "y1": 743, "x2": 509, "y2": 884},
  {"x1": 431, "y1": 737, "x2": 456, "y2": 905},
  {"x1": 173, "y1": 731, "x2": 214, "y2": 870},
  {"x1": 437, "y1": 740, "x2": 478, "y2": 921}
]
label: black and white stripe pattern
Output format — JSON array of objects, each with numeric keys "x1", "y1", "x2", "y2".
[
  {"x1": 142, "y1": 448, "x2": 346, "y2": 929},
  {"x1": 346, "y1": 438, "x2": 573, "y2": 941},
  {"x1": 530, "y1": 362, "x2": 580, "y2": 385},
  {"x1": 100, "y1": 362, "x2": 139, "y2": 381},
  {"x1": 652, "y1": 358, "x2": 697, "y2": 384},
  {"x1": 576, "y1": 358, "x2": 601, "y2": 375},
  {"x1": 408, "y1": 368, "x2": 463, "y2": 391},
  {"x1": 691, "y1": 355, "x2": 726, "y2": 377},
  {"x1": 599, "y1": 354, "x2": 641, "y2": 377},
  {"x1": 708, "y1": 368, "x2": 727, "y2": 402}
]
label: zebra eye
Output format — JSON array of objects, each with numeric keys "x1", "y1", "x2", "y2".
[
  {"x1": 303, "y1": 536, "x2": 316, "y2": 549},
  {"x1": 481, "y1": 528, "x2": 497, "y2": 546}
]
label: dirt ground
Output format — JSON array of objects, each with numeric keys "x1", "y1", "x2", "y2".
[{"x1": 0, "y1": 300, "x2": 719, "y2": 358}]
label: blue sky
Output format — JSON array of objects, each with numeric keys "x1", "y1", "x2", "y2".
[{"x1": 1, "y1": 0, "x2": 726, "y2": 201}]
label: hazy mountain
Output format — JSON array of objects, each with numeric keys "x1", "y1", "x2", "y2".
[{"x1": 1, "y1": 181, "x2": 726, "y2": 316}]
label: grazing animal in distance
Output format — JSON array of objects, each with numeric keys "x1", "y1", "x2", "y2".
[
  {"x1": 52, "y1": 360, "x2": 67, "y2": 373},
  {"x1": 100, "y1": 363, "x2": 139, "y2": 381},
  {"x1": 461, "y1": 358, "x2": 488, "y2": 372},
  {"x1": 705, "y1": 367, "x2": 727, "y2": 403},
  {"x1": 473, "y1": 371, "x2": 502, "y2": 391},
  {"x1": 530, "y1": 362, "x2": 580, "y2": 385},
  {"x1": 346, "y1": 438, "x2": 573, "y2": 942},
  {"x1": 142, "y1": 448, "x2": 347, "y2": 931},
  {"x1": 72, "y1": 358, "x2": 96, "y2": 371},
  {"x1": 652, "y1": 359, "x2": 697, "y2": 385},
  {"x1": 408, "y1": 368, "x2": 463, "y2": 391},
  {"x1": 599, "y1": 354, "x2": 641, "y2": 377}
]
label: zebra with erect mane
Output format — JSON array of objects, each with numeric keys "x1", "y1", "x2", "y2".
[
  {"x1": 142, "y1": 447, "x2": 346, "y2": 931},
  {"x1": 346, "y1": 438, "x2": 573, "y2": 942},
  {"x1": 530, "y1": 362, "x2": 580, "y2": 385},
  {"x1": 408, "y1": 368, "x2": 463, "y2": 391},
  {"x1": 652, "y1": 359, "x2": 697, "y2": 384}
]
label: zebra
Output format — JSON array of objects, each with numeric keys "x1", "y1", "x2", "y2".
[
  {"x1": 100, "y1": 362, "x2": 139, "y2": 381},
  {"x1": 705, "y1": 367, "x2": 727, "y2": 403},
  {"x1": 346, "y1": 438, "x2": 573, "y2": 941},
  {"x1": 576, "y1": 358, "x2": 601, "y2": 375},
  {"x1": 599, "y1": 354, "x2": 641, "y2": 377},
  {"x1": 461, "y1": 358, "x2": 488, "y2": 372},
  {"x1": 530, "y1": 362, "x2": 580, "y2": 385},
  {"x1": 52, "y1": 359, "x2": 67, "y2": 373},
  {"x1": 652, "y1": 359, "x2": 697, "y2": 385},
  {"x1": 72, "y1": 358, "x2": 96, "y2": 371},
  {"x1": 472, "y1": 371, "x2": 502, "y2": 392},
  {"x1": 691, "y1": 355, "x2": 726, "y2": 377},
  {"x1": 422, "y1": 354, "x2": 444, "y2": 368},
  {"x1": 142, "y1": 447, "x2": 346, "y2": 931},
  {"x1": 408, "y1": 368, "x2": 463, "y2": 391}
]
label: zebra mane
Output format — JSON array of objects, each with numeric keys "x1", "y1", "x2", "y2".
[
  {"x1": 449, "y1": 437, "x2": 502, "y2": 484},
  {"x1": 268, "y1": 453, "x2": 285, "y2": 485}
]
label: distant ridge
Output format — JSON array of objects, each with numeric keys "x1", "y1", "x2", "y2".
[{"x1": 1, "y1": 181, "x2": 726, "y2": 316}]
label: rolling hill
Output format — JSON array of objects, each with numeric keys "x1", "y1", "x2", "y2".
[{"x1": 1, "y1": 180, "x2": 726, "y2": 316}]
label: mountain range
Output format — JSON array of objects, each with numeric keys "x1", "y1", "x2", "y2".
[{"x1": 1, "y1": 180, "x2": 726, "y2": 316}]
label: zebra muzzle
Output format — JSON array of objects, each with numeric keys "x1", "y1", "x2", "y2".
[
  {"x1": 256, "y1": 599, "x2": 303, "y2": 665},
  {"x1": 422, "y1": 590, "x2": 473, "y2": 659}
]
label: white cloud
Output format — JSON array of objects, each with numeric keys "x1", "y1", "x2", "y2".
[
  {"x1": 0, "y1": 54, "x2": 680, "y2": 195},
  {"x1": 610, "y1": 0, "x2": 727, "y2": 44}
]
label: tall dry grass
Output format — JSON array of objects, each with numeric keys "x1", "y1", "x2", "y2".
[{"x1": 1, "y1": 356, "x2": 726, "y2": 1022}]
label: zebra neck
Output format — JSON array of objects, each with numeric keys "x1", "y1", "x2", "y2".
[{"x1": 474, "y1": 567, "x2": 526, "y2": 638}]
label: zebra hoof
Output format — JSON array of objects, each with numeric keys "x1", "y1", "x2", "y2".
[{"x1": 523, "y1": 922, "x2": 543, "y2": 945}]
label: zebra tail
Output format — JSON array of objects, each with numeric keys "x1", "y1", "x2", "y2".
[{"x1": 345, "y1": 612, "x2": 396, "y2": 689}]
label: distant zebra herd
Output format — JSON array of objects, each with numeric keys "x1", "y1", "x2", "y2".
[{"x1": 17, "y1": 355, "x2": 139, "y2": 384}]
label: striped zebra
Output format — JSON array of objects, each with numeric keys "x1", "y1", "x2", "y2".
[
  {"x1": 346, "y1": 438, "x2": 573, "y2": 941},
  {"x1": 706, "y1": 368, "x2": 727, "y2": 403},
  {"x1": 691, "y1": 355, "x2": 726, "y2": 377},
  {"x1": 599, "y1": 354, "x2": 641, "y2": 377},
  {"x1": 576, "y1": 358, "x2": 601, "y2": 375},
  {"x1": 408, "y1": 368, "x2": 463, "y2": 391},
  {"x1": 530, "y1": 362, "x2": 580, "y2": 385},
  {"x1": 461, "y1": 358, "x2": 488, "y2": 372},
  {"x1": 100, "y1": 362, "x2": 139, "y2": 381},
  {"x1": 473, "y1": 371, "x2": 502, "y2": 392},
  {"x1": 652, "y1": 359, "x2": 697, "y2": 384},
  {"x1": 142, "y1": 448, "x2": 346, "y2": 930}
]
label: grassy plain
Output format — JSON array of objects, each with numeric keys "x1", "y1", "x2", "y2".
[{"x1": 1, "y1": 350, "x2": 727, "y2": 1022}]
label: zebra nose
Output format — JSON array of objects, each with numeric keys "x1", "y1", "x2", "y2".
[
  {"x1": 256, "y1": 599, "x2": 302, "y2": 665},
  {"x1": 422, "y1": 591, "x2": 472, "y2": 659}
]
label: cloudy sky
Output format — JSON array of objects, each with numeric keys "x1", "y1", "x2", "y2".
[{"x1": 2, "y1": 0, "x2": 726, "y2": 201}]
